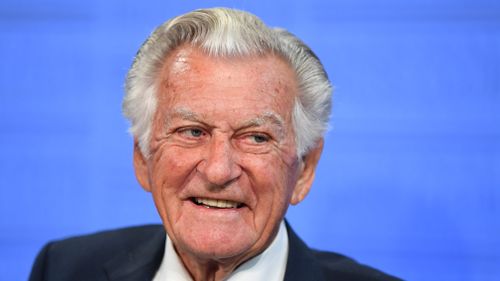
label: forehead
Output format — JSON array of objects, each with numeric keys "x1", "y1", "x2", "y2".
[{"x1": 155, "y1": 46, "x2": 298, "y2": 120}]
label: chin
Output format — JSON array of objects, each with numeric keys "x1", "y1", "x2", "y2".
[{"x1": 176, "y1": 228, "x2": 259, "y2": 261}]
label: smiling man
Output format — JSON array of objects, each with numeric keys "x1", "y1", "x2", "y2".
[{"x1": 29, "y1": 8, "x2": 400, "y2": 281}]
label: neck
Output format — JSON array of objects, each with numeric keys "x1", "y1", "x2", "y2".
[{"x1": 176, "y1": 250, "x2": 248, "y2": 281}]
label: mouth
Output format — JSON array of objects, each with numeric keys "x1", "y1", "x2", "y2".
[{"x1": 190, "y1": 197, "x2": 244, "y2": 209}]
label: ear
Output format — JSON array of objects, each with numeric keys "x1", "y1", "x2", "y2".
[
  {"x1": 290, "y1": 138, "x2": 324, "y2": 205},
  {"x1": 133, "y1": 139, "x2": 152, "y2": 192}
]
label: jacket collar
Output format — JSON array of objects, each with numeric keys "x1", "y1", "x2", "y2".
[
  {"x1": 101, "y1": 221, "x2": 325, "y2": 281},
  {"x1": 284, "y1": 221, "x2": 326, "y2": 281},
  {"x1": 104, "y1": 226, "x2": 165, "y2": 281}
]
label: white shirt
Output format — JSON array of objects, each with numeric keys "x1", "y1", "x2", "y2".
[{"x1": 153, "y1": 221, "x2": 289, "y2": 281}]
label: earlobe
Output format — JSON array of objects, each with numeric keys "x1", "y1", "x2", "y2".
[
  {"x1": 290, "y1": 139, "x2": 324, "y2": 205},
  {"x1": 133, "y1": 140, "x2": 152, "y2": 192}
]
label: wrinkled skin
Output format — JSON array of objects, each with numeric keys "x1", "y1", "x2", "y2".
[{"x1": 133, "y1": 46, "x2": 323, "y2": 281}]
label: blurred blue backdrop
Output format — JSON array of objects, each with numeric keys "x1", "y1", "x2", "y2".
[{"x1": 1, "y1": 0, "x2": 499, "y2": 280}]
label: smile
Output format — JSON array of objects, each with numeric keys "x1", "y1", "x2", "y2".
[{"x1": 191, "y1": 197, "x2": 244, "y2": 209}]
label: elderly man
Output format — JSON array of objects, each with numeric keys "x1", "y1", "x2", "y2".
[{"x1": 29, "y1": 8, "x2": 400, "y2": 281}]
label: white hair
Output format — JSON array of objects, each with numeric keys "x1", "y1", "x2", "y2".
[{"x1": 123, "y1": 8, "x2": 332, "y2": 158}]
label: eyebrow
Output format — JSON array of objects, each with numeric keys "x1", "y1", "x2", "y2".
[
  {"x1": 166, "y1": 107, "x2": 286, "y2": 137},
  {"x1": 240, "y1": 112, "x2": 285, "y2": 131},
  {"x1": 244, "y1": 113, "x2": 286, "y2": 139},
  {"x1": 171, "y1": 108, "x2": 202, "y2": 122},
  {"x1": 162, "y1": 108, "x2": 205, "y2": 129}
]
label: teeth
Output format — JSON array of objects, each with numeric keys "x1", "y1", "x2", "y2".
[{"x1": 194, "y1": 198, "x2": 241, "y2": 209}]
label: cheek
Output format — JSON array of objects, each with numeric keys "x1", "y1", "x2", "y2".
[
  {"x1": 243, "y1": 154, "x2": 297, "y2": 204},
  {"x1": 150, "y1": 147, "x2": 202, "y2": 223},
  {"x1": 150, "y1": 146, "x2": 201, "y2": 195}
]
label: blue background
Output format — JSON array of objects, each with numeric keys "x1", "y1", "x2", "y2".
[{"x1": 1, "y1": 0, "x2": 499, "y2": 280}]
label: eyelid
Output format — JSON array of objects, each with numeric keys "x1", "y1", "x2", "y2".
[
  {"x1": 250, "y1": 132, "x2": 270, "y2": 139},
  {"x1": 176, "y1": 126, "x2": 209, "y2": 138},
  {"x1": 240, "y1": 131, "x2": 272, "y2": 143},
  {"x1": 232, "y1": 132, "x2": 274, "y2": 154}
]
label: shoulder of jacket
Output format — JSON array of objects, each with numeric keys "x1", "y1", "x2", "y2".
[{"x1": 310, "y1": 249, "x2": 403, "y2": 281}]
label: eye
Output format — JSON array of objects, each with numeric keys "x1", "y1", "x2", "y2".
[
  {"x1": 178, "y1": 127, "x2": 206, "y2": 138},
  {"x1": 250, "y1": 134, "x2": 269, "y2": 144},
  {"x1": 235, "y1": 132, "x2": 273, "y2": 154},
  {"x1": 240, "y1": 132, "x2": 271, "y2": 146}
]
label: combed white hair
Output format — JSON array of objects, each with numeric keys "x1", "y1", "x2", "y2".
[{"x1": 123, "y1": 8, "x2": 332, "y2": 158}]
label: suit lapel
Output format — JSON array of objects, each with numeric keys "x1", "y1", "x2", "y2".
[
  {"x1": 284, "y1": 222, "x2": 326, "y2": 281},
  {"x1": 103, "y1": 226, "x2": 166, "y2": 281}
]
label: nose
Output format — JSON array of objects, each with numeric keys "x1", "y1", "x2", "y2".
[{"x1": 197, "y1": 136, "x2": 241, "y2": 187}]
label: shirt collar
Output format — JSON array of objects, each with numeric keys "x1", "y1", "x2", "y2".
[{"x1": 153, "y1": 221, "x2": 289, "y2": 281}]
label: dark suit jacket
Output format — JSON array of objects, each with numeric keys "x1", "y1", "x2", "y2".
[{"x1": 29, "y1": 224, "x2": 401, "y2": 281}]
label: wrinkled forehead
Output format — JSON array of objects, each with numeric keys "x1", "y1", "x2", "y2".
[
  {"x1": 159, "y1": 45, "x2": 296, "y2": 84},
  {"x1": 156, "y1": 45, "x2": 299, "y2": 109}
]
